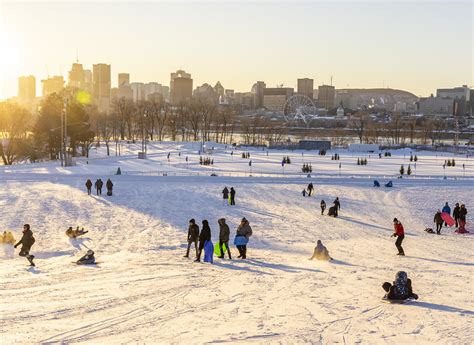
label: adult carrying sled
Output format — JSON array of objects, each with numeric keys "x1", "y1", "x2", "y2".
[
  {"x1": 203, "y1": 240, "x2": 214, "y2": 263},
  {"x1": 441, "y1": 212, "x2": 455, "y2": 227},
  {"x1": 214, "y1": 241, "x2": 228, "y2": 256}
]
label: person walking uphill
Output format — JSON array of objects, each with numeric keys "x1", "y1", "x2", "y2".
[
  {"x1": 434, "y1": 211, "x2": 443, "y2": 235},
  {"x1": 218, "y1": 218, "x2": 232, "y2": 259},
  {"x1": 334, "y1": 197, "x2": 341, "y2": 211},
  {"x1": 85, "y1": 179, "x2": 92, "y2": 195},
  {"x1": 392, "y1": 218, "x2": 405, "y2": 256},
  {"x1": 229, "y1": 187, "x2": 236, "y2": 206},
  {"x1": 195, "y1": 220, "x2": 211, "y2": 262},
  {"x1": 235, "y1": 218, "x2": 252, "y2": 259},
  {"x1": 307, "y1": 183, "x2": 314, "y2": 197},
  {"x1": 106, "y1": 179, "x2": 114, "y2": 196},
  {"x1": 184, "y1": 219, "x2": 199, "y2": 259},
  {"x1": 453, "y1": 203, "x2": 461, "y2": 228},
  {"x1": 320, "y1": 200, "x2": 326, "y2": 215},
  {"x1": 14, "y1": 224, "x2": 36, "y2": 266},
  {"x1": 222, "y1": 187, "x2": 229, "y2": 206},
  {"x1": 442, "y1": 202, "x2": 451, "y2": 227}
]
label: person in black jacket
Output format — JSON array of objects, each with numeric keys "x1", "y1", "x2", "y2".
[
  {"x1": 97, "y1": 179, "x2": 103, "y2": 195},
  {"x1": 218, "y1": 218, "x2": 231, "y2": 259},
  {"x1": 222, "y1": 187, "x2": 229, "y2": 206},
  {"x1": 320, "y1": 200, "x2": 326, "y2": 215},
  {"x1": 106, "y1": 179, "x2": 113, "y2": 196},
  {"x1": 14, "y1": 224, "x2": 36, "y2": 266},
  {"x1": 459, "y1": 204, "x2": 468, "y2": 230},
  {"x1": 85, "y1": 179, "x2": 92, "y2": 195},
  {"x1": 184, "y1": 219, "x2": 200, "y2": 259},
  {"x1": 195, "y1": 220, "x2": 211, "y2": 262},
  {"x1": 230, "y1": 187, "x2": 236, "y2": 206},
  {"x1": 334, "y1": 197, "x2": 341, "y2": 211},
  {"x1": 453, "y1": 203, "x2": 461, "y2": 227},
  {"x1": 307, "y1": 183, "x2": 314, "y2": 196}
]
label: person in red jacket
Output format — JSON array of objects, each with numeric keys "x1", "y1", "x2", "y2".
[{"x1": 392, "y1": 218, "x2": 405, "y2": 256}]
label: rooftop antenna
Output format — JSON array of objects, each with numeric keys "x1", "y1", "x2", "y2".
[
  {"x1": 330, "y1": 75, "x2": 333, "y2": 86},
  {"x1": 76, "y1": 48, "x2": 79, "y2": 63}
]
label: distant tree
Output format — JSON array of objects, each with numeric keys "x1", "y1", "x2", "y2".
[
  {"x1": 451, "y1": 159, "x2": 455, "y2": 167},
  {"x1": 400, "y1": 165, "x2": 405, "y2": 175},
  {"x1": 407, "y1": 165, "x2": 412, "y2": 175},
  {"x1": 0, "y1": 102, "x2": 33, "y2": 164},
  {"x1": 414, "y1": 155, "x2": 418, "y2": 162}
]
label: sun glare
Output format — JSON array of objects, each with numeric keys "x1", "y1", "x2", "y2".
[{"x1": 0, "y1": 28, "x2": 19, "y2": 99}]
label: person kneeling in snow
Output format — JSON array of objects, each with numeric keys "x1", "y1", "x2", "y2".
[
  {"x1": 382, "y1": 271, "x2": 418, "y2": 300},
  {"x1": 76, "y1": 250, "x2": 96, "y2": 265},
  {"x1": 310, "y1": 240, "x2": 332, "y2": 261}
]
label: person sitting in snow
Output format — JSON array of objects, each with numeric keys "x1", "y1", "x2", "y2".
[
  {"x1": 66, "y1": 227, "x2": 88, "y2": 238},
  {"x1": 382, "y1": 271, "x2": 418, "y2": 300},
  {"x1": 310, "y1": 240, "x2": 332, "y2": 261},
  {"x1": 76, "y1": 250, "x2": 96, "y2": 265},
  {"x1": 328, "y1": 203, "x2": 338, "y2": 217}
]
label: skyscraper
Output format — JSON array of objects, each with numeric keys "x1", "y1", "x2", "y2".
[
  {"x1": 118, "y1": 73, "x2": 130, "y2": 87},
  {"x1": 317, "y1": 85, "x2": 336, "y2": 109},
  {"x1": 116, "y1": 73, "x2": 133, "y2": 100},
  {"x1": 68, "y1": 63, "x2": 85, "y2": 89},
  {"x1": 252, "y1": 81, "x2": 266, "y2": 109},
  {"x1": 41, "y1": 76, "x2": 64, "y2": 97},
  {"x1": 18, "y1": 75, "x2": 36, "y2": 104},
  {"x1": 297, "y1": 78, "x2": 314, "y2": 99},
  {"x1": 170, "y1": 70, "x2": 192, "y2": 104},
  {"x1": 93, "y1": 63, "x2": 111, "y2": 112}
]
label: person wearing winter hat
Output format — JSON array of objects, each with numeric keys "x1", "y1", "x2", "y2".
[
  {"x1": 391, "y1": 218, "x2": 405, "y2": 256},
  {"x1": 235, "y1": 218, "x2": 252, "y2": 259},
  {"x1": 184, "y1": 219, "x2": 199, "y2": 259}
]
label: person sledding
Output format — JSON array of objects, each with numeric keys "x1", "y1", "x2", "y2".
[
  {"x1": 382, "y1": 271, "x2": 418, "y2": 301},
  {"x1": 328, "y1": 203, "x2": 338, "y2": 217},
  {"x1": 14, "y1": 224, "x2": 36, "y2": 266},
  {"x1": 310, "y1": 240, "x2": 332, "y2": 261},
  {"x1": 1, "y1": 231, "x2": 15, "y2": 245},
  {"x1": 392, "y1": 218, "x2": 405, "y2": 256},
  {"x1": 235, "y1": 218, "x2": 252, "y2": 259},
  {"x1": 66, "y1": 226, "x2": 89, "y2": 238},
  {"x1": 76, "y1": 249, "x2": 96, "y2": 265},
  {"x1": 217, "y1": 218, "x2": 232, "y2": 259}
]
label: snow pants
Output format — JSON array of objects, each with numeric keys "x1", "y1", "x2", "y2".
[
  {"x1": 186, "y1": 240, "x2": 198, "y2": 258},
  {"x1": 237, "y1": 245, "x2": 247, "y2": 259},
  {"x1": 395, "y1": 235, "x2": 405, "y2": 255},
  {"x1": 219, "y1": 241, "x2": 232, "y2": 259},
  {"x1": 436, "y1": 223, "x2": 443, "y2": 234}
]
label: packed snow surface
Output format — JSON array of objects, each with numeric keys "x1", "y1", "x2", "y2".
[{"x1": 0, "y1": 142, "x2": 473, "y2": 344}]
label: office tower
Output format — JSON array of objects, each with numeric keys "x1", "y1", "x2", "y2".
[
  {"x1": 263, "y1": 87, "x2": 294, "y2": 112},
  {"x1": 170, "y1": 70, "x2": 192, "y2": 104},
  {"x1": 68, "y1": 63, "x2": 85, "y2": 89},
  {"x1": 42, "y1": 76, "x2": 64, "y2": 97},
  {"x1": 93, "y1": 63, "x2": 111, "y2": 112},
  {"x1": 317, "y1": 85, "x2": 336, "y2": 109},
  {"x1": 251, "y1": 81, "x2": 266, "y2": 109},
  {"x1": 118, "y1": 73, "x2": 130, "y2": 87},
  {"x1": 18, "y1": 75, "x2": 36, "y2": 104},
  {"x1": 297, "y1": 78, "x2": 314, "y2": 99},
  {"x1": 130, "y1": 82, "x2": 145, "y2": 102}
]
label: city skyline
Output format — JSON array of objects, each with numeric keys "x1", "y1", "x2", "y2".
[{"x1": 1, "y1": 1, "x2": 472, "y2": 100}]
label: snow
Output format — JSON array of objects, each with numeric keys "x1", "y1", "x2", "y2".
[{"x1": 0, "y1": 142, "x2": 473, "y2": 344}]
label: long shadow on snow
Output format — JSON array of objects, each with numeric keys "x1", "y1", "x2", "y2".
[
  {"x1": 35, "y1": 249, "x2": 76, "y2": 259},
  {"x1": 338, "y1": 216, "x2": 396, "y2": 234},
  {"x1": 244, "y1": 258, "x2": 322, "y2": 273},
  {"x1": 409, "y1": 256, "x2": 474, "y2": 267},
  {"x1": 213, "y1": 261, "x2": 273, "y2": 275},
  {"x1": 408, "y1": 301, "x2": 474, "y2": 315}
]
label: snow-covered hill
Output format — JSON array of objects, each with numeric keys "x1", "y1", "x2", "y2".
[{"x1": 0, "y1": 142, "x2": 472, "y2": 344}]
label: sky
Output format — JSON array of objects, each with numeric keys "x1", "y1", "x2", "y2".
[{"x1": 0, "y1": 0, "x2": 472, "y2": 100}]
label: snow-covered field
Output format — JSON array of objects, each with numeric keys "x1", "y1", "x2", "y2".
[{"x1": 0, "y1": 142, "x2": 473, "y2": 344}]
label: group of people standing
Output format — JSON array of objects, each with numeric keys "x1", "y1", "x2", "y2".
[
  {"x1": 222, "y1": 186, "x2": 236, "y2": 206},
  {"x1": 434, "y1": 202, "x2": 468, "y2": 234},
  {"x1": 85, "y1": 178, "x2": 114, "y2": 196},
  {"x1": 322, "y1": 197, "x2": 341, "y2": 217},
  {"x1": 184, "y1": 217, "x2": 253, "y2": 262}
]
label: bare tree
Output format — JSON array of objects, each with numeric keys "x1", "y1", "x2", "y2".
[
  {"x1": 349, "y1": 112, "x2": 371, "y2": 144},
  {"x1": 112, "y1": 97, "x2": 134, "y2": 140},
  {"x1": 0, "y1": 102, "x2": 32, "y2": 165}
]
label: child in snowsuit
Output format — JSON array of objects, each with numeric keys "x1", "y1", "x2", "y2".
[
  {"x1": 76, "y1": 250, "x2": 96, "y2": 265},
  {"x1": 320, "y1": 200, "x2": 326, "y2": 215},
  {"x1": 392, "y1": 218, "x2": 405, "y2": 256},
  {"x1": 184, "y1": 219, "x2": 199, "y2": 259},
  {"x1": 310, "y1": 240, "x2": 332, "y2": 261},
  {"x1": 382, "y1": 271, "x2": 418, "y2": 300},
  {"x1": 14, "y1": 224, "x2": 35, "y2": 266},
  {"x1": 433, "y1": 211, "x2": 443, "y2": 235}
]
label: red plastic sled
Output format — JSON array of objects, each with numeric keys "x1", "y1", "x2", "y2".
[{"x1": 441, "y1": 212, "x2": 455, "y2": 227}]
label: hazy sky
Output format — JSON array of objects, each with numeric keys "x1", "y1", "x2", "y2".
[{"x1": 0, "y1": 0, "x2": 472, "y2": 99}]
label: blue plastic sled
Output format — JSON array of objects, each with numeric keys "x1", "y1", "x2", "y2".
[
  {"x1": 385, "y1": 181, "x2": 393, "y2": 188},
  {"x1": 234, "y1": 236, "x2": 249, "y2": 246},
  {"x1": 203, "y1": 241, "x2": 214, "y2": 263},
  {"x1": 374, "y1": 180, "x2": 380, "y2": 187}
]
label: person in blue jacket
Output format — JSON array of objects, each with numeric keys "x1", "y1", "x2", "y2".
[{"x1": 442, "y1": 202, "x2": 451, "y2": 227}]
